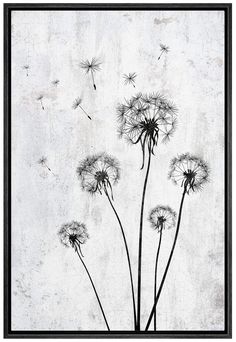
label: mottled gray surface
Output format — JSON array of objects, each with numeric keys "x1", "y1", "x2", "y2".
[{"x1": 11, "y1": 10, "x2": 224, "y2": 331}]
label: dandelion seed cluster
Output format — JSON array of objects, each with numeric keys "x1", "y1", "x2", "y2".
[
  {"x1": 168, "y1": 153, "x2": 209, "y2": 193},
  {"x1": 117, "y1": 93, "x2": 178, "y2": 168},
  {"x1": 148, "y1": 205, "x2": 176, "y2": 232},
  {"x1": 77, "y1": 153, "x2": 120, "y2": 197},
  {"x1": 58, "y1": 221, "x2": 89, "y2": 249}
]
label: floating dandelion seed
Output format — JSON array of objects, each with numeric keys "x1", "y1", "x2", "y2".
[
  {"x1": 123, "y1": 72, "x2": 137, "y2": 88},
  {"x1": 52, "y1": 79, "x2": 60, "y2": 86},
  {"x1": 37, "y1": 156, "x2": 51, "y2": 172},
  {"x1": 168, "y1": 153, "x2": 210, "y2": 194},
  {"x1": 72, "y1": 97, "x2": 92, "y2": 120},
  {"x1": 22, "y1": 65, "x2": 30, "y2": 76},
  {"x1": 58, "y1": 221, "x2": 110, "y2": 330},
  {"x1": 77, "y1": 153, "x2": 137, "y2": 328},
  {"x1": 148, "y1": 205, "x2": 176, "y2": 331},
  {"x1": 145, "y1": 154, "x2": 209, "y2": 331},
  {"x1": 37, "y1": 95, "x2": 45, "y2": 110},
  {"x1": 117, "y1": 92, "x2": 178, "y2": 169},
  {"x1": 158, "y1": 44, "x2": 170, "y2": 60},
  {"x1": 80, "y1": 57, "x2": 101, "y2": 90}
]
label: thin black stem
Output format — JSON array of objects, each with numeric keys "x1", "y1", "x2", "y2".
[
  {"x1": 145, "y1": 189, "x2": 187, "y2": 331},
  {"x1": 79, "y1": 105, "x2": 92, "y2": 120},
  {"x1": 137, "y1": 147, "x2": 152, "y2": 330},
  {"x1": 40, "y1": 99, "x2": 44, "y2": 110},
  {"x1": 75, "y1": 244, "x2": 110, "y2": 331},
  {"x1": 154, "y1": 228, "x2": 163, "y2": 331},
  {"x1": 158, "y1": 51, "x2": 164, "y2": 60},
  {"x1": 91, "y1": 70, "x2": 96, "y2": 90},
  {"x1": 105, "y1": 190, "x2": 137, "y2": 330},
  {"x1": 44, "y1": 164, "x2": 51, "y2": 172}
]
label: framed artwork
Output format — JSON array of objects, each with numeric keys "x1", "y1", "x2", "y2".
[{"x1": 4, "y1": 3, "x2": 232, "y2": 338}]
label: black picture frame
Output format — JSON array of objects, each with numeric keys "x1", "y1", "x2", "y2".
[{"x1": 4, "y1": 3, "x2": 232, "y2": 338}]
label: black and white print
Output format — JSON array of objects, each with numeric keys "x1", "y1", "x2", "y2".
[{"x1": 11, "y1": 9, "x2": 225, "y2": 332}]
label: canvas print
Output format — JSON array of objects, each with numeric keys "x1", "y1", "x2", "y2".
[{"x1": 9, "y1": 8, "x2": 227, "y2": 333}]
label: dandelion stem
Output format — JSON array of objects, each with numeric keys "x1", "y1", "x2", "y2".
[
  {"x1": 75, "y1": 244, "x2": 110, "y2": 331},
  {"x1": 145, "y1": 188, "x2": 187, "y2": 331},
  {"x1": 40, "y1": 99, "x2": 44, "y2": 110},
  {"x1": 158, "y1": 51, "x2": 164, "y2": 61},
  {"x1": 153, "y1": 228, "x2": 163, "y2": 331},
  {"x1": 79, "y1": 105, "x2": 92, "y2": 120},
  {"x1": 137, "y1": 146, "x2": 152, "y2": 330},
  {"x1": 45, "y1": 164, "x2": 51, "y2": 172},
  {"x1": 91, "y1": 70, "x2": 96, "y2": 90},
  {"x1": 105, "y1": 190, "x2": 137, "y2": 330}
]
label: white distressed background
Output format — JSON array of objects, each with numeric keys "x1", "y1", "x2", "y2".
[{"x1": 11, "y1": 10, "x2": 224, "y2": 331}]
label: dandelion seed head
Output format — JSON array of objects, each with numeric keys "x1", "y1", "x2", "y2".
[
  {"x1": 117, "y1": 92, "x2": 178, "y2": 168},
  {"x1": 58, "y1": 221, "x2": 89, "y2": 249},
  {"x1": 168, "y1": 153, "x2": 210, "y2": 194},
  {"x1": 148, "y1": 205, "x2": 176, "y2": 232},
  {"x1": 77, "y1": 153, "x2": 120, "y2": 198}
]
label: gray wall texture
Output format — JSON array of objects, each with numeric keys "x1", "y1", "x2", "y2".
[{"x1": 11, "y1": 10, "x2": 224, "y2": 331}]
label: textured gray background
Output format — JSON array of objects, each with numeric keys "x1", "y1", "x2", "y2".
[{"x1": 11, "y1": 10, "x2": 224, "y2": 331}]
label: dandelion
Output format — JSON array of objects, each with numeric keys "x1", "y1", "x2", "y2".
[
  {"x1": 123, "y1": 72, "x2": 137, "y2": 88},
  {"x1": 117, "y1": 92, "x2": 177, "y2": 169},
  {"x1": 22, "y1": 65, "x2": 30, "y2": 76},
  {"x1": 37, "y1": 156, "x2": 51, "y2": 172},
  {"x1": 37, "y1": 95, "x2": 45, "y2": 110},
  {"x1": 77, "y1": 153, "x2": 120, "y2": 200},
  {"x1": 145, "y1": 154, "x2": 209, "y2": 331},
  {"x1": 80, "y1": 57, "x2": 101, "y2": 90},
  {"x1": 52, "y1": 79, "x2": 60, "y2": 86},
  {"x1": 77, "y1": 153, "x2": 136, "y2": 328},
  {"x1": 58, "y1": 221, "x2": 110, "y2": 330},
  {"x1": 72, "y1": 97, "x2": 92, "y2": 120},
  {"x1": 148, "y1": 206, "x2": 176, "y2": 331},
  {"x1": 117, "y1": 92, "x2": 178, "y2": 330},
  {"x1": 158, "y1": 44, "x2": 170, "y2": 60},
  {"x1": 168, "y1": 153, "x2": 209, "y2": 194}
]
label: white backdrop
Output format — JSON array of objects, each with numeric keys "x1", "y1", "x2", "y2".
[{"x1": 11, "y1": 10, "x2": 224, "y2": 331}]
